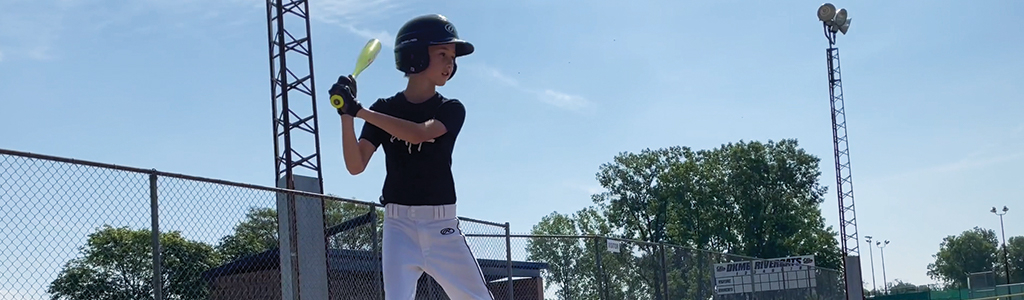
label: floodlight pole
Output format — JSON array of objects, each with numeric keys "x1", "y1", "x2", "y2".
[
  {"x1": 866, "y1": 236, "x2": 878, "y2": 294},
  {"x1": 823, "y1": 19, "x2": 860, "y2": 263},
  {"x1": 877, "y1": 241, "x2": 889, "y2": 295},
  {"x1": 818, "y1": 3, "x2": 862, "y2": 300},
  {"x1": 993, "y1": 206, "x2": 1010, "y2": 285}
]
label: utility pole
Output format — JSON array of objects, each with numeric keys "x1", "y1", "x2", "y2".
[
  {"x1": 992, "y1": 206, "x2": 1010, "y2": 285},
  {"x1": 866, "y1": 236, "x2": 878, "y2": 294},
  {"x1": 877, "y1": 240, "x2": 889, "y2": 295}
]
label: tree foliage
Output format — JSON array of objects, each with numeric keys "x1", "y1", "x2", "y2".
[
  {"x1": 47, "y1": 226, "x2": 221, "y2": 300},
  {"x1": 527, "y1": 139, "x2": 843, "y2": 299},
  {"x1": 216, "y1": 199, "x2": 382, "y2": 261},
  {"x1": 927, "y1": 227, "x2": 1000, "y2": 289},
  {"x1": 526, "y1": 208, "x2": 647, "y2": 300},
  {"x1": 885, "y1": 279, "x2": 931, "y2": 295},
  {"x1": 592, "y1": 140, "x2": 841, "y2": 268},
  {"x1": 216, "y1": 207, "x2": 278, "y2": 262},
  {"x1": 1008, "y1": 236, "x2": 1024, "y2": 284},
  {"x1": 49, "y1": 198, "x2": 380, "y2": 299}
]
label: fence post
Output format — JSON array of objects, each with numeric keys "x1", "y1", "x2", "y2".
[
  {"x1": 149, "y1": 172, "x2": 163, "y2": 300},
  {"x1": 660, "y1": 243, "x2": 669, "y2": 300},
  {"x1": 505, "y1": 222, "x2": 513, "y2": 300},
  {"x1": 596, "y1": 237, "x2": 606, "y2": 300},
  {"x1": 750, "y1": 258, "x2": 757, "y2": 300},
  {"x1": 371, "y1": 208, "x2": 381, "y2": 300},
  {"x1": 781, "y1": 258, "x2": 788, "y2": 297}
]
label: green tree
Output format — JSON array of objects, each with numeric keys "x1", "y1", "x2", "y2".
[
  {"x1": 889, "y1": 279, "x2": 929, "y2": 294},
  {"x1": 526, "y1": 211, "x2": 591, "y2": 300},
  {"x1": 713, "y1": 140, "x2": 841, "y2": 270},
  {"x1": 216, "y1": 207, "x2": 277, "y2": 261},
  {"x1": 592, "y1": 146, "x2": 684, "y2": 299},
  {"x1": 1004, "y1": 236, "x2": 1024, "y2": 284},
  {"x1": 585, "y1": 139, "x2": 841, "y2": 299},
  {"x1": 676, "y1": 140, "x2": 840, "y2": 298},
  {"x1": 216, "y1": 198, "x2": 382, "y2": 262},
  {"x1": 525, "y1": 208, "x2": 643, "y2": 300},
  {"x1": 47, "y1": 225, "x2": 221, "y2": 300},
  {"x1": 927, "y1": 227, "x2": 1000, "y2": 289}
]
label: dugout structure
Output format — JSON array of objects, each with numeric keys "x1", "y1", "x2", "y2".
[{"x1": 201, "y1": 212, "x2": 549, "y2": 300}]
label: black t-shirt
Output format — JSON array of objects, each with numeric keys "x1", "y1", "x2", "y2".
[{"x1": 359, "y1": 91, "x2": 466, "y2": 206}]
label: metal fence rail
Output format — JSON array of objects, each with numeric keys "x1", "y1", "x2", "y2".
[{"x1": 1, "y1": 148, "x2": 846, "y2": 300}]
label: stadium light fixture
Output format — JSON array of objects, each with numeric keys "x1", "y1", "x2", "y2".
[
  {"x1": 992, "y1": 206, "x2": 1010, "y2": 285},
  {"x1": 818, "y1": 3, "x2": 836, "y2": 22},
  {"x1": 818, "y1": 3, "x2": 852, "y2": 35}
]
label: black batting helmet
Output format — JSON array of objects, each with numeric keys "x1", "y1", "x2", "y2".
[{"x1": 394, "y1": 14, "x2": 474, "y2": 79}]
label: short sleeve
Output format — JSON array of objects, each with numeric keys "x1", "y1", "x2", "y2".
[
  {"x1": 359, "y1": 99, "x2": 389, "y2": 147},
  {"x1": 434, "y1": 100, "x2": 466, "y2": 136}
]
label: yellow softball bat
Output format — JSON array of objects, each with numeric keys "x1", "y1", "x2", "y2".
[
  {"x1": 332, "y1": 38, "x2": 382, "y2": 110},
  {"x1": 352, "y1": 38, "x2": 381, "y2": 79}
]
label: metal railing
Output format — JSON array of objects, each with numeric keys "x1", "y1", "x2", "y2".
[{"x1": 1, "y1": 148, "x2": 846, "y2": 300}]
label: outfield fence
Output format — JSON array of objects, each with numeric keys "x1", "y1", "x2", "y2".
[
  {"x1": 1, "y1": 147, "x2": 846, "y2": 300},
  {"x1": 871, "y1": 283, "x2": 1024, "y2": 300}
]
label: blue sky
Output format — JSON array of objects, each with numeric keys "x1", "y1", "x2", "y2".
[{"x1": 2, "y1": 0, "x2": 1023, "y2": 296}]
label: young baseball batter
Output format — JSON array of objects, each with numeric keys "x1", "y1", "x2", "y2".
[{"x1": 330, "y1": 14, "x2": 494, "y2": 300}]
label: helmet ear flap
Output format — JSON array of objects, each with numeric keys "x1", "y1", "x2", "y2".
[
  {"x1": 448, "y1": 60, "x2": 457, "y2": 79},
  {"x1": 396, "y1": 46, "x2": 430, "y2": 74}
]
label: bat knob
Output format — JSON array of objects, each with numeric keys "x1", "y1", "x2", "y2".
[{"x1": 330, "y1": 95, "x2": 344, "y2": 109}]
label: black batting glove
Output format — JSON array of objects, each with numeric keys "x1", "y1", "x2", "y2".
[{"x1": 329, "y1": 75, "x2": 362, "y2": 117}]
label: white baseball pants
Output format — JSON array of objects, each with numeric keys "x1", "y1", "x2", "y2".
[{"x1": 382, "y1": 203, "x2": 494, "y2": 300}]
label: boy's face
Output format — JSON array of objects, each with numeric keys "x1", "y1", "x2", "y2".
[{"x1": 414, "y1": 43, "x2": 457, "y2": 87}]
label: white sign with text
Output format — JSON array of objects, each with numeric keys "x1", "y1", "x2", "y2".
[{"x1": 712, "y1": 255, "x2": 817, "y2": 295}]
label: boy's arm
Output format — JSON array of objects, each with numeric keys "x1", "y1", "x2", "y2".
[
  {"x1": 340, "y1": 115, "x2": 377, "y2": 175},
  {"x1": 356, "y1": 109, "x2": 448, "y2": 145}
]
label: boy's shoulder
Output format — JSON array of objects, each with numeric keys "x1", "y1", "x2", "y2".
[
  {"x1": 370, "y1": 92, "x2": 464, "y2": 109},
  {"x1": 370, "y1": 92, "x2": 401, "y2": 105},
  {"x1": 438, "y1": 95, "x2": 462, "y2": 107},
  {"x1": 433, "y1": 92, "x2": 464, "y2": 107},
  {"x1": 365, "y1": 92, "x2": 400, "y2": 112}
]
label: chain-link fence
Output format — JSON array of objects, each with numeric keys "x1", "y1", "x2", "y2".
[
  {"x1": 461, "y1": 235, "x2": 848, "y2": 300},
  {"x1": 2, "y1": 148, "x2": 847, "y2": 300}
]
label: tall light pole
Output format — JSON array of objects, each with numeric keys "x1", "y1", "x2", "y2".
[
  {"x1": 877, "y1": 240, "x2": 889, "y2": 295},
  {"x1": 992, "y1": 206, "x2": 1010, "y2": 285},
  {"x1": 866, "y1": 236, "x2": 878, "y2": 294},
  {"x1": 816, "y1": 4, "x2": 861, "y2": 300}
]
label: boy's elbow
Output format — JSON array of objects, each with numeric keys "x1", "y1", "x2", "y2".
[
  {"x1": 407, "y1": 137, "x2": 428, "y2": 145},
  {"x1": 345, "y1": 163, "x2": 366, "y2": 175},
  {"x1": 404, "y1": 133, "x2": 429, "y2": 145},
  {"x1": 409, "y1": 126, "x2": 442, "y2": 144}
]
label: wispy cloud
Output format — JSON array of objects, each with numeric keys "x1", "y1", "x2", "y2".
[
  {"x1": 481, "y1": 66, "x2": 520, "y2": 87},
  {"x1": 566, "y1": 182, "x2": 605, "y2": 196},
  {"x1": 931, "y1": 152, "x2": 1024, "y2": 174},
  {"x1": 861, "y1": 122, "x2": 1024, "y2": 186},
  {"x1": 873, "y1": 151, "x2": 1024, "y2": 185},
  {"x1": 0, "y1": 0, "x2": 407, "y2": 61},
  {"x1": 472, "y1": 63, "x2": 594, "y2": 113},
  {"x1": 187, "y1": 0, "x2": 404, "y2": 45},
  {"x1": 541, "y1": 89, "x2": 591, "y2": 112},
  {"x1": 310, "y1": 0, "x2": 411, "y2": 49},
  {"x1": 336, "y1": 23, "x2": 397, "y2": 49},
  {"x1": 210, "y1": 0, "x2": 407, "y2": 47},
  {"x1": 959, "y1": 123, "x2": 1024, "y2": 161},
  {"x1": 0, "y1": 1, "x2": 64, "y2": 61}
]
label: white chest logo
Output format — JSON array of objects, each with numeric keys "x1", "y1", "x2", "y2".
[{"x1": 390, "y1": 135, "x2": 435, "y2": 154}]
